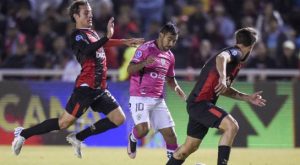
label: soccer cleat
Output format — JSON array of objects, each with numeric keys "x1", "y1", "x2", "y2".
[
  {"x1": 167, "y1": 151, "x2": 173, "y2": 159},
  {"x1": 12, "y1": 127, "x2": 25, "y2": 156},
  {"x1": 195, "y1": 163, "x2": 206, "y2": 165},
  {"x1": 127, "y1": 133, "x2": 137, "y2": 159},
  {"x1": 66, "y1": 133, "x2": 82, "y2": 158}
]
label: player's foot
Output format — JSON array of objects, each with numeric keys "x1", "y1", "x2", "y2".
[
  {"x1": 66, "y1": 133, "x2": 82, "y2": 158},
  {"x1": 195, "y1": 163, "x2": 206, "y2": 165},
  {"x1": 12, "y1": 127, "x2": 25, "y2": 156},
  {"x1": 127, "y1": 133, "x2": 137, "y2": 159}
]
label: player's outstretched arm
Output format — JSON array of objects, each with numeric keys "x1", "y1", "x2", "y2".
[
  {"x1": 105, "y1": 38, "x2": 145, "y2": 47},
  {"x1": 222, "y1": 88, "x2": 266, "y2": 107},
  {"x1": 166, "y1": 77, "x2": 187, "y2": 101}
]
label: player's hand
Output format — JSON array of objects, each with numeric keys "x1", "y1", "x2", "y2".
[
  {"x1": 106, "y1": 17, "x2": 114, "y2": 38},
  {"x1": 248, "y1": 91, "x2": 266, "y2": 107},
  {"x1": 124, "y1": 38, "x2": 145, "y2": 47},
  {"x1": 175, "y1": 86, "x2": 187, "y2": 101},
  {"x1": 215, "y1": 77, "x2": 227, "y2": 96},
  {"x1": 144, "y1": 56, "x2": 155, "y2": 65}
]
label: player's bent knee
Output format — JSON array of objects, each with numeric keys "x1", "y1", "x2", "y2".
[
  {"x1": 228, "y1": 122, "x2": 239, "y2": 135},
  {"x1": 58, "y1": 120, "x2": 73, "y2": 129},
  {"x1": 111, "y1": 115, "x2": 126, "y2": 126},
  {"x1": 136, "y1": 124, "x2": 149, "y2": 137}
]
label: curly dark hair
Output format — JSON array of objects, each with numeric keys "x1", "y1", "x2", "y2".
[{"x1": 160, "y1": 22, "x2": 179, "y2": 36}]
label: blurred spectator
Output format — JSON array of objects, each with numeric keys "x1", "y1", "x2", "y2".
[
  {"x1": 0, "y1": 0, "x2": 299, "y2": 81},
  {"x1": 256, "y1": 2, "x2": 284, "y2": 36},
  {"x1": 4, "y1": 26, "x2": 26, "y2": 59},
  {"x1": 247, "y1": 42, "x2": 277, "y2": 69},
  {"x1": 93, "y1": 0, "x2": 113, "y2": 33},
  {"x1": 202, "y1": 21, "x2": 225, "y2": 51},
  {"x1": 118, "y1": 46, "x2": 137, "y2": 81},
  {"x1": 212, "y1": 3, "x2": 235, "y2": 46},
  {"x1": 134, "y1": 0, "x2": 164, "y2": 36},
  {"x1": 173, "y1": 22, "x2": 193, "y2": 69},
  {"x1": 28, "y1": 40, "x2": 49, "y2": 68},
  {"x1": 278, "y1": 40, "x2": 298, "y2": 69},
  {"x1": 187, "y1": 2, "x2": 208, "y2": 39},
  {"x1": 262, "y1": 16, "x2": 287, "y2": 58},
  {"x1": 15, "y1": 3, "x2": 38, "y2": 37},
  {"x1": 62, "y1": 56, "x2": 81, "y2": 82},
  {"x1": 47, "y1": 36, "x2": 70, "y2": 69},
  {"x1": 1, "y1": 41, "x2": 30, "y2": 68},
  {"x1": 34, "y1": 21, "x2": 56, "y2": 53},
  {"x1": 188, "y1": 39, "x2": 213, "y2": 69}
]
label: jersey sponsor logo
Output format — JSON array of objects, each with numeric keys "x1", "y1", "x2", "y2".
[
  {"x1": 96, "y1": 52, "x2": 105, "y2": 59},
  {"x1": 134, "y1": 50, "x2": 142, "y2": 59},
  {"x1": 150, "y1": 72, "x2": 166, "y2": 80},
  {"x1": 75, "y1": 35, "x2": 83, "y2": 41}
]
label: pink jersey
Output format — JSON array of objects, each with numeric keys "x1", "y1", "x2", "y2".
[{"x1": 129, "y1": 40, "x2": 175, "y2": 98}]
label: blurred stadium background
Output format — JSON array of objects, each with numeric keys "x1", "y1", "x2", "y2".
[{"x1": 0, "y1": 0, "x2": 300, "y2": 164}]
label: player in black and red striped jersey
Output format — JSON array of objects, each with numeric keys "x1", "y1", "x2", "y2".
[
  {"x1": 167, "y1": 27, "x2": 267, "y2": 165},
  {"x1": 12, "y1": 0, "x2": 144, "y2": 158}
]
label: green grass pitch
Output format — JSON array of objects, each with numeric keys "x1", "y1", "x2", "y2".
[{"x1": 2, "y1": 146, "x2": 300, "y2": 165}]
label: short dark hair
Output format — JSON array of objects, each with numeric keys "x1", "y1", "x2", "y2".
[
  {"x1": 69, "y1": 0, "x2": 89, "y2": 23},
  {"x1": 160, "y1": 22, "x2": 179, "y2": 36},
  {"x1": 235, "y1": 27, "x2": 258, "y2": 47}
]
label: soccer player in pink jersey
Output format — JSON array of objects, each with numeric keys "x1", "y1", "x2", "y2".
[{"x1": 126, "y1": 23, "x2": 187, "y2": 159}]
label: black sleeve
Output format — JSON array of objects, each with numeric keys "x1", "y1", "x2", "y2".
[{"x1": 71, "y1": 31, "x2": 109, "y2": 57}]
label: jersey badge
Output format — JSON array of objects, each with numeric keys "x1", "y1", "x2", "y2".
[
  {"x1": 134, "y1": 50, "x2": 142, "y2": 59},
  {"x1": 232, "y1": 50, "x2": 238, "y2": 56},
  {"x1": 75, "y1": 35, "x2": 83, "y2": 41}
]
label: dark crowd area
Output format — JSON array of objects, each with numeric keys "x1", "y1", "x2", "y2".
[{"x1": 0, "y1": 0, "x2": 300, "y2": 80}]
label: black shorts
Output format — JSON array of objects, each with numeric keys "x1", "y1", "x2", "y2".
[
  {"x1": 65, "y1": 86, "x2": 119, "y2": 118},
  {"x1": 186, "y1": 101, "x2": 228, "y2": 139}
]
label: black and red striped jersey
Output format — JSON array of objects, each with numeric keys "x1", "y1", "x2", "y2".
[
  {"x1": 70, "y1": 28, "x2": 124, "y2": 89},
  {"x1": 187, "y1": 46, "x2": 246, "y2": 104}
]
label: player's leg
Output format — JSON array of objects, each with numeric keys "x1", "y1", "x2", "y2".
[
  {"x1": 62, "y1": 86, "x2": 100, "y2": 158},
  {"x1": 217, "y1": 114, "x2": 239, "y2": 165},
  {"x1": 12, "y1": 117, "x2": 61, "y2": 156},
  {"x1": 12, "y1": 85, "x2": 84, "y2": 155},
  {"x1": 199, "y1": 102, "x2": 235, "y2": 165},
  {"x1": 167, "y1": 114, "x2": 208, "y2": 165},
  {"x1": 167, "y1": 136, "x2": 202, "y2": 165},
  {"x1": 74, "y1": 90, "x2": 125, "y2": 142},
  {"x1": 152, "y1": 100, "x2": 177, "y2": 158},
  {"x1": 158, "y1": 127, "x2": 177, "y2": 158},
  {"x1": 127, "y1": 96, "x2": 151, "y2": 159}
]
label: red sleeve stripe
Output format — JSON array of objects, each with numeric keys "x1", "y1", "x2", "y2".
[{"x1": 71, "y1": 103, "x2": 80, "y2": 117}]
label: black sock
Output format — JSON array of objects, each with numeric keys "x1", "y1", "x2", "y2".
[
  {"x1": 166, "y1": 156, "x2": 185, "y2": 165},
  {"x1": 76, "y1": 118, "x2": 117, "y2": 141},
  {"x1": 218, "y1": 145, "x2": 231, "y2": 165},
  {"x1": 20, "y1": 118, "x2": 60, "y2": 139}
]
